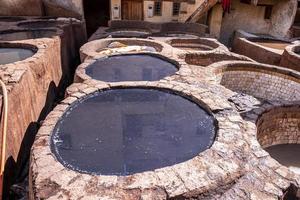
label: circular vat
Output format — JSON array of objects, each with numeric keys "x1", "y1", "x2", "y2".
[
  {"x1": 17, "y1": 20, "x2": 66, "y2": 29},
  {"x1": 0, "y1": 29, "x2": 58, "y2": 41},
  {"x1": 213, "y1": 62, "x2": 300, "y2": 101},
  {"x1": 0, "y1": 43, "x2": 37, "y2": 65},
  {"x1": 185, "y1": 52, "x2": 252, "y2": 67},
  {"x1": 248, "y1": 38, "x2": 291, "y2": 51},
  {"x1": 257, "y1": 106, "x2": 300, "y2": 174},
  {"x1": 0, "y1": 16, "x2": 26, "y2": 22},
  {"x1": 280, "y1": 44, "x2": 300, "y2": 72},
  {"x1": 84, "y1": 54, "x2": 178, "y2": 82},
  {"x1": 51, "y1": 88, "x2": 216, "y2": 175},
  {"x1": 168, "y1": 38, "x2": 225, "y2": 51}
]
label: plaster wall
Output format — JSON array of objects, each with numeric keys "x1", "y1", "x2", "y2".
[
  {"x1": 0, "y1": 0, "x2": 43, "y2": 16},
  {"x1": 43, "y1": 0, "x2": 84, "y2": 18},
  {"x1": 219, "y1": 0, "x2": 271, "y2": 45},
  {"x1": 210, "y1": 0, "x2": 297, "y2": 45},
  {"x1": 144, "y1": 1, "x2": 178, "y2": 22}
]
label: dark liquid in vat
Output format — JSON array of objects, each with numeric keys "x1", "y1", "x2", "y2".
[
  {"x1": 51, "y1": 88, "x2": 216, "y2": 175},
  {"x1": 0, "y1": 48, "x2": 35, "y2": 64},
  {"x1": 85, "y1": 54, "x2": 178, "y2": 82}
]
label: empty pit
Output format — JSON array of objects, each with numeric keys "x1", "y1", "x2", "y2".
[
  {"x1": 51, "y1": 88, "x2": 216, "y2": 175},
  {"x1": 248, "y1": 38, "x2": 291, "y2": 51},
  {"x1": 257, "y1": 106, "x2": 300, "y2": 174},
  {"x1": 185, "y1": 52, "x2": 252, "y2": 67},
  {"x1": 168, "y1": 38, "x2": 226, "y2": 51},
  {"x1": 0, "y1": 44, "x2": 36, "y2": 64},
  {"x1": 233, "y1": 36, "x2": 292, "y2": 65},
  {"x1": 79, "y1": 54, "x2": 178, "y2": 82},
  {"x1": 214, "y1": 62, "x2": 300, "y2": 101},
  {"x1": 0, "y1": 29, "x2": 59, "y2": 41}
]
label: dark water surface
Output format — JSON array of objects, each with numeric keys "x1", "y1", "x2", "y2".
[
  {"x1": 0, "y1": 48, "x2": 35, "y2": 64},
  {"x1": 86, "y1": 54, "x2": 178, "y2": 82},
  {"x1": 51, "y1": 88, "x2": 216, "y2": 175},
  {"x1": 0, "y1": 30, "x2": 57, "y2": 41}
]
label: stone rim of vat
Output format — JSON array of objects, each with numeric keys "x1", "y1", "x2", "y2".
[
  {"x1": 79, "y1": 38, "x2": 174, "y2": 62},
  {"x1": 17, "y1": 19, "x2": 70, "y2": 29},
  {"x1": 166, "y1": 38, "x2": 229, "y2": 53},
  {"x1": 209, "y1": 60, "x2": 300, "y2": 102},
  {"x1": 0, "y1": 42, "x2": 38, "y2": 64},
  {"x1": 0, "y1": 16, "x2": 27, "y2": 22},
  {"x1": 30, "y1": 81, "x2": 252, "y2": 199},
  {"x1": 74, "y1": 52, "x2": 185, "y2": 84}
]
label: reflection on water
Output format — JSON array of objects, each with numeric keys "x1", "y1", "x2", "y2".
[
  {"x1": 51, "y1": 89, "x2": 216, "y2": 175},
  {"x1": 86, "y1": 54, "x2": 178, "y2": 82},
  {"x1": 265, "y1": 144, "x2": 300, "y2": 174},
  {"x1": 0, "y1": 48, "x2": 35, "y2": 64}
]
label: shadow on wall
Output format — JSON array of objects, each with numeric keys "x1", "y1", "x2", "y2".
[
  {"x1": 3, "y1": 81, "x2": 59, "y2": 199},
  {"x1": 83, "y1": 0, "x2": 110, "y2": 37}
]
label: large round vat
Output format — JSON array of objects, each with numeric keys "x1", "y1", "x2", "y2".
[{"x1": 51, "y1": 88, "x2": 216, "y2": 175}]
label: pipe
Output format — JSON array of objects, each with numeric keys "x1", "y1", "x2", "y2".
[{"x1": 0, "y1": 79, "x2": 8, "y2": 199}]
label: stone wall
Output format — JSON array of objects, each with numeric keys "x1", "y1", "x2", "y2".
[
  {"x1": 214, "y1": 62, "x2": 300, "y2": 101},
  {"x1": 257, "y1": 106, "x2": 300, "y2": 148}
]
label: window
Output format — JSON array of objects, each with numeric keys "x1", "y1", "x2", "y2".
[
  {"x1": 173, "y1": 2, "x2": 180, "y2": 16},
  {"x1": 154, "y1": 1, "x2": 162, "y2": 16},
  {"x1": 264, "y1": 6, "x2": 272, "y2": 20}
]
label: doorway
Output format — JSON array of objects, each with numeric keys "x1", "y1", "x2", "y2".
[
  {"x1": 83, "y1": 0, "x2": 110, "y2": 37},
  {"x1": 122, "y1": 0, "x2": 143, "y2": 20}
]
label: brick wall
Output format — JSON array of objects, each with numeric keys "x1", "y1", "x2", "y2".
[{"x1": 257, "y1": 106, "x2": 300, "y2": 148}]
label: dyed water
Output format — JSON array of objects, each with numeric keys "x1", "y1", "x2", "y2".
[
  {"x1": 265, "y1": 144, "x2": 300, "y2": 174},
  {"x1": 0, "y1": 30, "x2": 56, "y2": 41},
  {"x1": 51, "y1": 88, "x2": 216, "y2": 175},
  {"x1": 0, "y1": 48, "x2": 35, "y2": 64},
  {"x1": 86, "y1": 54, "x2": 178, "y2": 82}
]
